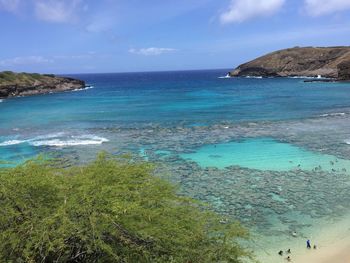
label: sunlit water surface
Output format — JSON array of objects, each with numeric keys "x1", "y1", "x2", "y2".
[{"x1": 1, "y1": 70, "x2": 350, "y2": 262}]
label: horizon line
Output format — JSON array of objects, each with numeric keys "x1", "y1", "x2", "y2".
[{"x1": 62, "y1": 67, "x2": 233, "y2": 76}]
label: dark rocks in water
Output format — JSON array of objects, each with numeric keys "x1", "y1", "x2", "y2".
[
  {"x1": 233, "y1": 67, "x2": 279, "y2": 78},
  {"x1": 230, "y1": 46, "x2": 350, "y2": 80},
  {"x1": 0, "y1": 71, "x2": 85, "y2": 98}
]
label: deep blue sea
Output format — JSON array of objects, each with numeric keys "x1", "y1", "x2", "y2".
[
  {"x1": 1, "y1": 69, "x2": 350, "y2": 261},
  {"x1": 2, "y1": 70, "x2": 350, "y2": 130}
]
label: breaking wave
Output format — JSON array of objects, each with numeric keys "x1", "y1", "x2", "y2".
[
  {"x1": 245, "y1": 76, "x2": 263, "y2": 79},
  {"x1": 0, "y1": 133, "x2": 108, "y2": 147},
  {"x1": 72, "y1": 85, "x2": 94, "y2": 92},
  {"x1": 319, "y1": 112, "x2": 346, "y2": 117},
  {"x1": 0, "y1": 140, "x2": 26, "y2": 146},
  {"x1": 218, "y1": 74, "x2": 231, "y2": 79},
  {"x1": 30, "y1": 135, "x2": 108, "y2": 147}
]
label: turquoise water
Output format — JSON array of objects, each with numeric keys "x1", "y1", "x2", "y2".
[
  {"x1": 181, "y1": 138, "x2": 350, "y2": 172},
  {"x1": 1, "y1": 70, "x2": 350, "y2": 262},
  {"x1": 1, "y1": 70, "x2": 350, "y2": 165}
]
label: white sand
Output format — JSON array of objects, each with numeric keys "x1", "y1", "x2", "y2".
[
  {"x1": 253, "y1": 212, "x2": 350, "y2": 263},
  {"x1": 294, "y1": 239, "x2": 350, "y2": 263}
]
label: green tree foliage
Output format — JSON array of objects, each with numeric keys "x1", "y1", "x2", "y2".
[{"x1": 0, "y1": 154, "x2": 250, "y2": 263}]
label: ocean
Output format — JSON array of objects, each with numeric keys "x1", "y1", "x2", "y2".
[{"x1": 1, "y1": 69, "x2": 350, "y2": 261}]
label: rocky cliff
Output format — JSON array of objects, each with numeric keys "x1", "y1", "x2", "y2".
[
  {"x1": 0, "y1": 71, "x2": 85, "y2": 98},
  {"x1": 230, "y1": 46, "x2": 350, "y2": 79}
]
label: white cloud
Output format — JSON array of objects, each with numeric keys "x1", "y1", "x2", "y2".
[
  {"x1": 128, "y1": 47, "x2": 177, "y2": 56},
  {"x1": 220, "y1": 0, "x2": 285, "y2": 24},
  {"x1": 0, "y1": 0, "x2": 21, "y2": 13},
  {"x1": 0, "y1": 56, "x2": 53, "y2": 66},
  {"x1": 304, "y1": 0, "x2": 350, "y2": 16},
  {"x1": 34, "y1": 0, "x2": 83, "y2": 23},
  {"x1": 85, "y1": 16, "x2": 115, "y2": 33}
]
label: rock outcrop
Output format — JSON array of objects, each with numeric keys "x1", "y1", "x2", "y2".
[
  {"x1": 337, "y1": 61, "x2": 350, "y2": 80},
  {"x1": 0, "y1": 71, "x2": 85, "y2": 98},
  {"x1": 230, "y1": 46, "x2": 350, "y2": 80}
]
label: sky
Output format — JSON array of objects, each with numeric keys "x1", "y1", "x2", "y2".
[{"x1": 0, "y1": 0, "x2": 350, "y2": 74}]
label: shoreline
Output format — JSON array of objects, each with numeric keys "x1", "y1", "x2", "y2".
[
  {"x1": 253, "y1": 212, "x2": 350, "y2": 263},
  {"x1": 0, "y1": 72, "x2": 85, "y2": 99},
  {"x1": 293, "y1": 213, "x2": 350, "y2": 263},
  {"x1": 295, "y1": 237, "x2": 350, "y2": 263},
  {"x1": 0, "y1": 84, "x2": 92, "y2": 100}
]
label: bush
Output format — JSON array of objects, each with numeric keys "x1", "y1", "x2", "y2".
[{"x1": 0, "y1": 154, "x2": 250, "y2": 263}]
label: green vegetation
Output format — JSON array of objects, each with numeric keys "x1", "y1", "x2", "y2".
[
  {"x1": 0, "y1": 71, "x2": 55, "y2": 86},
  {"x1": 0, "y1": 154, "x2": 250, "y2": 263}
]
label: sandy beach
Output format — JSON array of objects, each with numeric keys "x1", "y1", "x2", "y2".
[
  {"x1": 294, "y1": 213, "x2": 350, "y2": 263},
  {"x1": 254, "y1": 212, "x2": 350, "y2": 263},
  {"x1": 256, "y1": 234, "x2": 350, "y2": 263},
  {"x1": 294, "y1": 236, "x2": 350, "y2": 263}
]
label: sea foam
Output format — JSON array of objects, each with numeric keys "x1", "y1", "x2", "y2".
[
  {"x1": 72, "y1": 85, "x2": 94, "y2": 92},
  {"x1": 0, "y1": 133, "x2": 108, "y2": 147},
  {"x1": 245, "y1": 76, "x2": 263, "y2": 79},
  {"x1": 0, "y1": 140, "x2": 26, "y2": 146},
  {"x1": 320, "y1": 112, "x2": 346, "y2": 117},
  {"x1": 30, "y1": 135, "x2": 109, "y2": 147}
]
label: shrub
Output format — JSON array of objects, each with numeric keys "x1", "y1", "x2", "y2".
[{"x1": 0, "y1": 154, "x2": 250, "y2": 263}]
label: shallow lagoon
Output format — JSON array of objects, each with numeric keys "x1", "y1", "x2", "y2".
[{"x1": 180, "y1": 138, "x2": 350, "y2": 172}]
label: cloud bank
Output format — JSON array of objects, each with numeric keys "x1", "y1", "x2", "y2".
[
  {"x1": 129, "y1": 47, "x2": 177, "y2": 56},
  {"x1": 304, "y1": 0, "x2": 350, "y2": 16},
  {"x1": 0, "y1": 0, "x2": 21, "y2": 13},
  {"x1": 34, "y1": 0, "x2": 83, "y2": 23},
  {"x1": 220, "y1": 0, "x2": 285, "y2": 24},
  {"x1": 0, "y1": 56, "x2": 53, "y2": 66}
]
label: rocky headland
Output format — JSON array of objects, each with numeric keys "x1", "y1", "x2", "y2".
[
  {"x1": 0, "y1": 71, "x2": 85, "y2": 99},
  {"x1": 230, "y1": 46, "x2": 350, "y2": 80}
]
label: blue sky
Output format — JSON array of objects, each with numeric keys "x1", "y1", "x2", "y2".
[{"x1": 0, "y1": 0, "x2": 350, "y2": 73}]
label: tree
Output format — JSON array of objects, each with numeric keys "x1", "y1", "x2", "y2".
[{"x1": 0, "y1": 154, "x2": 250, "y2": 262}]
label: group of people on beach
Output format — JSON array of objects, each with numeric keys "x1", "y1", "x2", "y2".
[
  {"x1": 278, "y1": 248, "x2": 292, "y2": 261},
  {"x1": 278, "y1": 239, "x2": 317, "y2": 261}
]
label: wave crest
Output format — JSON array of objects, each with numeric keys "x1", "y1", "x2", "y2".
[
  {"x1": 0, "y1": 133, "x2": 108, "y2": 147},
  {"x1": 320, "y1": 112, "x2": 346, "y2": 117},
  {"x1": 72, "y1": 86, "x2": 94, "y2": 92}
]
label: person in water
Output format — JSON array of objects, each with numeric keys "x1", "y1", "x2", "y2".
[
  {"x1": 307, "y1": 239, "x2": 311, "y2": 249},
  {"x1": 286, "y1": 249, "x2": 291, "y2": 254},
  {"x1": 286, "y1": 256, "x2": 291, "y2": 262},
  {"x1": 278, "y1": 250, "x2": 283, "y2": 256}
]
